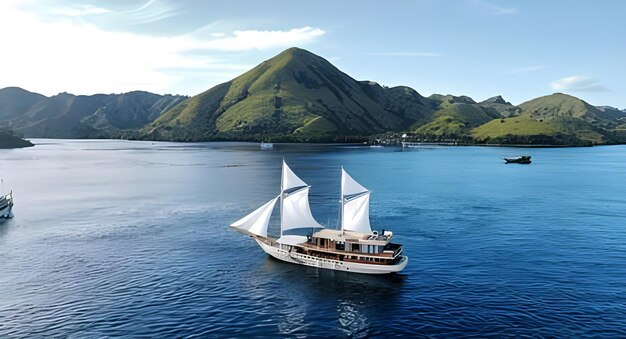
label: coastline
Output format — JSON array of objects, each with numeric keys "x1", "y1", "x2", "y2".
[{"x1": 18, "y1": 137, "x2": 626, "y2": 148}]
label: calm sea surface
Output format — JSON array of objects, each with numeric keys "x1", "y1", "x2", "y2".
[{"x1": 1, "y1": 139, "x2": 625, "y2": 337}]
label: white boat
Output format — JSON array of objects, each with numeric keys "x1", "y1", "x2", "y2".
[
  {"x1": 230, "y1": 161, "x2": 408, "y2": 274},
  {"x1": 260, "y1": 142, "x2": 273, "y2": 149},
  {"x1": 402, "y1": 142, "x2": 421, "y2": 148},
  {"x1": 0, "y1": 191, "x2": 13, "y2": 218}
]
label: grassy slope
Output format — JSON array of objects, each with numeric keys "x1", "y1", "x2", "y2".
[
  {"x1": 414, "y1": 116, "x2": 466, "y2": 136},
  {"x1": 293, "y1": 116, "x2": 338, "y2": 137},
  {"x1": 520, "y1": 93, "x2": 589, "y2": 118},
  {"x1": 471, "y1": 93, "x2": 616, "y2": 145},
  {"x1": 148, "y1": 49, "x2": 345, "y2": 140},
  {"x1": 148, "y1": 48, "x2": 434, "y2": 141},
  {"x1": 413, "y1": 100, "x2": 500, "y2": 138},
  {"x1": 212, "y1": 48, "x2": 403, "y2": 135},
  {"x1": 472, "y1": 118, "x2": 606, "y2": 145},
  {"x1": 473, "y1": 116, "x2": 559, "y2": 138}
]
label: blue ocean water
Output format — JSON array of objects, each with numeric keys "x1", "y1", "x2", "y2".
[{"x1": 1, "y1": 140, "x2": 625, "y2": 337}]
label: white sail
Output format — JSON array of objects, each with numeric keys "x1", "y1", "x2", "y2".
[
  {"x1": 342, "y1": 168, "x2": 368, "y2": 196},
  {"x1": 282, "y1": 187, "x2": 323, "y2": 231},
  {"x1": 282, "y1": 160, "x2": 307, "y2": 192},
  {"x1": 342, "y1": 192, "x2": 372, "y2": 234},
  {"x1": 230, "y1": 196, "x2": 279, "y2": 237}
]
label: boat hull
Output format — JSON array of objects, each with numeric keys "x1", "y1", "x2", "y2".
[
  {"x1": 504, "y1": 156, "x2": 532, "y2": 164},
  {"x1": 0, "y1": 204, "x2": 12, "y2": 218},
  {"x1": 255, "y1": 238, "x2": 408, "y2": 274},
  {"x1": 0, "y1": 194, "x2": 13, "y2": 218}
]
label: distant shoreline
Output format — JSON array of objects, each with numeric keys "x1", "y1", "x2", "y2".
[{"x1": 19, "y1": 137, "x2": 626, "y2": 148}]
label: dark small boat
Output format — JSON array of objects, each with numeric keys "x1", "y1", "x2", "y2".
[{"x1": 504, "y1": 156, "x2": 531, "y2": 164}]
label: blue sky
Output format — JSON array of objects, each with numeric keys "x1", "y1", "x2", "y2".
[{"x1": 1, "y1": 0, "x2": 624, "y2": 108}]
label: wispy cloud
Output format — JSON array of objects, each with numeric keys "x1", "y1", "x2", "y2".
[
  {"x1": 200, "y1": 27, "x2": 325, "y2": 51},
  {"x1": 550, "y1": 76, "x2": 609, "y2": 92},
  {"x1": 470, "y1": 0, "x2": 518, "y2": 15},
  {"x1": 0, "y1": 2, "x2": 327, "y2": 96},
  {"x1": 509, "y1": 65, "x2": 546, "y2": 74},
  {"x1": 49, "y1": 4, "x2": 111, "y2": 17},
  {"x1": 366, "y1": 52, "x2": 441, "y2": 57},
  {"x1": 45, "y1": 0, "x2": 181, "y2": 25},
  {"x1": 122, "y1": 0, "x2": 181, "y2": 25}
]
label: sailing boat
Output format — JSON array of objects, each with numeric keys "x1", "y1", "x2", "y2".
[
  {"x1": 230, "y1": 161, "x2": 408, "y2": 274},
  {"x1": 0, "y1": 191, "x2": 13, "y2": 219},
  {"x1": 0, "y1": 170, "x2": 13, "y2": 218}
]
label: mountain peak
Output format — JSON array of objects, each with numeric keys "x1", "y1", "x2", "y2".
[
  {"x1": 481, "y1": 95, "x2": 509, "y2": 105},
  {"x1": 280, "y1": 46, "x2": 312, "y2": 55},
  {"x1": 519, "y1": 92, "x2": 603, "y2": 121},
  {"x1": 268, "y1": 47, "x2": 324, "y2": 64},
  {"x1": 429, "y1": 94, "x2": 476, "y2": 105},
  {"x1": 147, "y1": 47, "x2": 435, "y2": 140}
]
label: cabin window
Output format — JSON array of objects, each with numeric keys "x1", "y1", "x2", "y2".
[
  {"x1": 352, "y1": 243, "x2": 360, "y2": 252},
  {"x1": 336, "y1": 242, "x2": 345, "y2": 251}
]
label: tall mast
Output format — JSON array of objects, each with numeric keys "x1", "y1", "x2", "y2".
[
  {"x1": 340, "y1": 166, "x2": 344, "y2": 235},
  {"x1": 280, "y1": 159, "x2": 284, "y2": 237}
]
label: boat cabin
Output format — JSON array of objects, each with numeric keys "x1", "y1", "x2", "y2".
[
  {"x1": 309, "y1": 228, "x2": 393, "y2": 252},
  {"x1": 286, "y1": 228, "x2": 404, "y2": 265}
]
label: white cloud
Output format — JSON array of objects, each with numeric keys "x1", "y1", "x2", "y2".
[
  {"x1": 366, "y1": 52, "x2": 441, "y2": 57},
  {"x1": 0, "y1": 2, "x2": 325, "y2": 96},
  {"x1": 509, "y1": 65, "x2": 546, "y2": 74},
  {"x1": 30, "y1": 0, "x2": 181, "y2": 25},
  {"x1": 470, "y1": 0, "x2": 518, "y2": 15},
  {"x1": 550, "y1": 76, "x2": 608, "y2": 92},
  {"x1": 121, "y1": 0, "x2": 181, "y2": 25},
  {"x1": 200, "y1": 27, "x2": 326, "y2": 51},
  {"x1": 49, "y1": 5, "x2": 111, "y2": 17}
]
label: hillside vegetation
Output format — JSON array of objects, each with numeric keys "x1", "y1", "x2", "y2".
[
  {"x1": 0, "y1": 88, "x2": 186, "y2": 138},
  {"x1": 145, "y1": 47, "x2": 434, "y2": 141},
  {"x1": 1, "y1": 48, "x2": 625, "y2": 145},
  {"x1": 472, "y1": 93, "x2": 625, "y2": 145}
]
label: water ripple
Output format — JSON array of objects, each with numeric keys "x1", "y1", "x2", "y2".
[{"x1": 1, "y1": 141, "x2": 626, "y2": 336}]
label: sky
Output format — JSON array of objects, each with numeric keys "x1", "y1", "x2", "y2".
[{"x1": 1, "y1": 0, "x2": 624, "y2": 108}]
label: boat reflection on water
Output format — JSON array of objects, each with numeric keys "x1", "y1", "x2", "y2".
[
  {"x1": 258, "y1": 256, "x2": 406, "y2": 337},
  {"x1": 337, "y1": 299, "x2": 368, "y2": 337}
]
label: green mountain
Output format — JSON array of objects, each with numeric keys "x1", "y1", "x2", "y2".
[
  {"x1": 412, "y1": 94, "x2": 506, "y2": 140},
  {"x1": 520, "y1": 93, "x2": 618, "y2": 122},
  {"x1": 597, "y1": 106, "x2": 626, "y2": 121},
  {"x1": 145, "y1": 47, "x2": 434, "y2": 141},
  {"x1": 0, "y1": 88, "x2": 185, "y2": 138},
  {"x1": 472, "y1": 93, "x2": 626, "y2": 145},
  {"x1": 479, "y1": 95, "x2": 521, "y2": 117},
  {"x1": 0, "y1": 87, "x2": 46, "y2": 121},
  {"x1": 1, "y1": 48, "x2": 625, "y2": 146}
]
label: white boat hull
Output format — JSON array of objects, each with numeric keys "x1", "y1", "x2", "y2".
[
  {"x1": 255, "y1": 239, "x2": 408, "y2": 274},
  {"x1": 0, "y1": 200, "x2": 12, "y2": 218}
]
